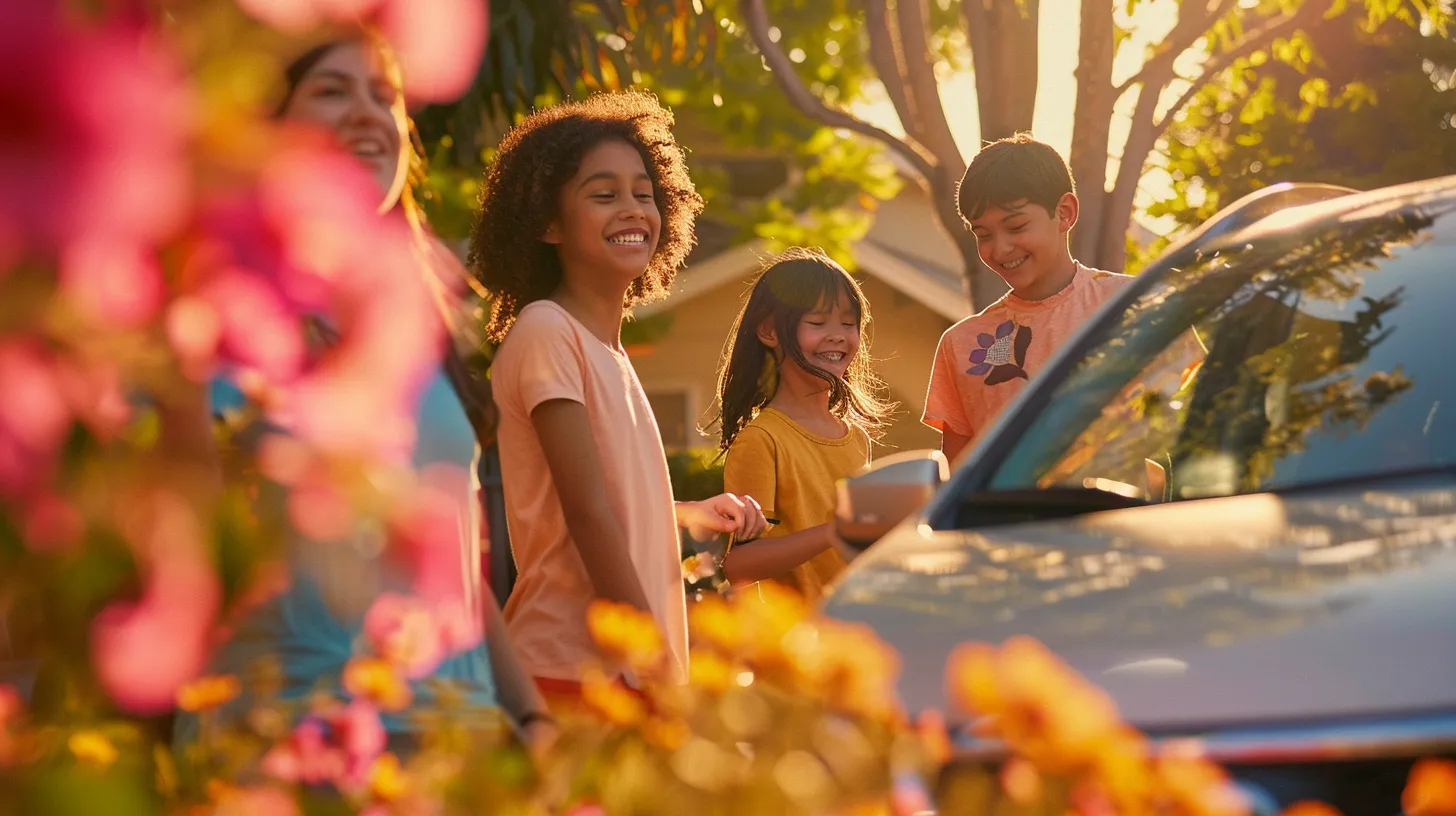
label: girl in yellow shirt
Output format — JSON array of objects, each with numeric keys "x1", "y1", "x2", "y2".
[{"x1": 713, "y1": 248, "x2": 895, "y2": 601}]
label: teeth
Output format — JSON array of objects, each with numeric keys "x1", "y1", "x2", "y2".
[
  {"x1": 1002, "y1": 256, "x2": 1027, "y2": 270},
  {"x1": 817, "y1": 352, "x2": 844, "y2": 361},
  {"x1": 609, "y1": 233, "x2": 646, "y2": 245}
]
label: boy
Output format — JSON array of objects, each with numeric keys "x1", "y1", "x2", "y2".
[{"x1": 923, "y1": 133, "x2": 1133, "y2": 463}]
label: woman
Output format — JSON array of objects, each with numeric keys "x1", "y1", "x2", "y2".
[{"x1": 174, "y1": 37, "x2": 552, "y2": 752}]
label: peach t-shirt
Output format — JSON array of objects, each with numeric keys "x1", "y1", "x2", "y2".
[
  {"x1": 923, "y1": 263, "x2": 1133, "y2": 448},
  {"x1": 491, "y1": 301, "x2": 686, "y2": 683}
]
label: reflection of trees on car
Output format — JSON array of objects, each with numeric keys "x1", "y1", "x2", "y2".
[{"x1": 1036, "y1": 210, "x2": 1433, "y2": 500}]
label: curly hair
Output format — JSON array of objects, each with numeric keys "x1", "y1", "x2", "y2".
[{"x1": 469, "y1": 91, "x2": 703, "y2": 342}]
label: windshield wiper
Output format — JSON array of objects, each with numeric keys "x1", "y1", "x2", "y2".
[{"x1": 955, "y1": 486, "x2": 1149, "y2": 529}]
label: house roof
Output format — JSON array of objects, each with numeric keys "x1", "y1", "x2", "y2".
[{"x1": 639, "y1": 226, "x2": 973, "y2": 322}]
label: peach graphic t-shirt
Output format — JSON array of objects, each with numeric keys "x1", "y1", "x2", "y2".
[{"x1": 923, "y1": 264, "x2": 1133, "y2": 448}]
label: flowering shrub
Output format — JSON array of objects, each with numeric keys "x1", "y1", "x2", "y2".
[{"x1": 1, "y1": 1, "x2": 1454, "y2": 815}]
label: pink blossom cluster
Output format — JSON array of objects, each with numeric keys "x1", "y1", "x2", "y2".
[
  {"x1": 236, "y1": 0, "x2": 488, "y2": 102},
  {"x1": 0, "y1": 0, "x2": 489, "y2": 717}
]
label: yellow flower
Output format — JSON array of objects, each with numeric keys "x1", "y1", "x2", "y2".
[
  {"x1": 999, "y1": 758, "x2": 1041, "y2": 805},
  {"x1": 580, "y1": 668, "x2": 646, "y2": 728},
  {"x1": 343, "y1": 657, "x2": 413, "y2": 712},
  {"x1": 68, "y1": 730, "x2": 118, "y2": 770},
  {"x1": 586, "y1": 601, "x2": 664, "y2": 674},
  {"x1": 369, "y1": 752, "x2": 410, "y2": 802},
  {"x1": 687, "y1": 649, "x2": 735, "y2": 695},
  {"x1": 1405, "y1": 758, "x2": 1456, "y2": 816},
  {"x1": 177, "y1": 675, "x2": 242, "y2": 713},
  {"x1": 688, "y1": 594, "x2": 744, "y2": 653},
  {"x1": 641, "y1": 717, "x2": 690, "y2": 751}
]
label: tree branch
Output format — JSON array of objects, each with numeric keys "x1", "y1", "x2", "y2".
[
  {"x1": 1114, "y1": 0, "x2": 1238, "y2": 97},
  {"x1": 894, "y1": 0, "x2": 966, "y2": 178},
  {"x1": 1152, "y1": 3, "x2": 1322, "y2": 134},
  {"x1": 737, "y1": 0, "x2": 938, "y2": 181},
  {"x1": 863, "y1": 1, "x2": 919, "y2": 140}
]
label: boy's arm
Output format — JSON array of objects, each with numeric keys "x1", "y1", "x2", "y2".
[
  {"x1": 923, "y1": 331, "x2": 976, "y2": 463},
  {"x1": 531, "y1": 398, "x2": 653, "y2": 611},
  {"x1": 941, "y1": 430, "x2": 974, "y2": 465}
]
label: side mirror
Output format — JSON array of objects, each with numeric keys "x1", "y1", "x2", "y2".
[{"x1": 834, "y1": 450, "x2": 950, "y2": 551}]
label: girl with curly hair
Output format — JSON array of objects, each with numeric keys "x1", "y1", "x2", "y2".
[
  {"x1": 713, "y1": 248, "x2": 894, "y2": 603},
  {"x1": 471, "y1": 92, "x2": 767, "y2": 698}
]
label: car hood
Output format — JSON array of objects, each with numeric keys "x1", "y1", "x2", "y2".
[{"x1": 820, "y1": 477, "x2": 1456, "y2": 732}]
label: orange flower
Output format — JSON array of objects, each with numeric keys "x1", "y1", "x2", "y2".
[
  {"x1": 1405, "y1": 759, "x2": 1456, "y2": 816},
  {"x1": 1000, "y1": 757, "x2": 1042, "y2": 805},
  {"x1": 586, "y1": 601, "x2": 664, "y2": 674},
  {"x1": 688, "y1": 649, "x2": 735, "y2": 695},
  {"x1": 580, "y1": 668, "x2": 646, "y2": 728},
  {"x1": 1281, "y1": 803, "x2": 1342, "y2": 816},
  {"x1": 641, "y1": 717, "x2": 690, "y2": 751},
  {"x1": 945, "y1": 642, "x2": 1001, "y2": 717},
  {"x1": 176, "y1": 674, "x2": 242, "y2": 713},
  {"x1": 343, "y1": 657, "x2": 413, "y2": 712},
  {"x1": 688, "y1": 594, "x2": 744, "y2": 653},
  {"x1": 913, "y1": 709, "x2": 952, "y2": 767},
  {"x1": 368, "y1": 752, "x2": 409, "y2": 803},
  {"x1": 69, "y1": 730, "x2": 118, "y2": 770}
]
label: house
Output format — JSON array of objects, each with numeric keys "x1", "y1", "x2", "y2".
[{"x1": 627, "y1": 181, "x2": 975, "y2": 454}]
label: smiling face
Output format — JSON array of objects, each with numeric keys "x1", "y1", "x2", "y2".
[
  {"x1": 543, "y1": 139, "x2": 662, "y2": 296},
  {"x1": 968, "y1": 193, "x2": 1078, "y2": 298},
  {"x1": 792, "y1": 288, "x2": 860, "y2": 380},
  {"x1": 280, "y1": 41, "x2": 408, "y2": 206}
]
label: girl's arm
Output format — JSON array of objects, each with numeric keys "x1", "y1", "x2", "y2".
[
  {"x1": 478, "y1": 583, "x2": 555, "y2": 749},
  {"x1": 722, "y1": 525, "x2": 833, "y2": 584},
  {"x1": 530, "y1": 398, "x2": 653, "y2": 611}
]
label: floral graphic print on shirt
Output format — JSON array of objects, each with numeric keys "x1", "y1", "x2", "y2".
[{"x1": 967, "y1": 319, "x2": 1032, "y2": 385}]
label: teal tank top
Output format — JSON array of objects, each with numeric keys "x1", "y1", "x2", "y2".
[{"x1": 174, "y1": 370, "x2": 498, "y2": 741}]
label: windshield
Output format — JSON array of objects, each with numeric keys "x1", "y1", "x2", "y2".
[{"x1": 986, "y1": 201, "x2": 1456, "y2": 502}]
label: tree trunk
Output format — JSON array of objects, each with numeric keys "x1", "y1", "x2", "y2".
[
  {"x1": 1098, "y1": 82, "x2": 1164, "y2": 273},
  {"x1": 964, "y1": 0, "x2": 1039, "y2": 143},
  {"x1": 961, "y1": 234, "x2": 1008, "y2": 313},
  {"x1": 1068, "y1": 0, "x2": 1117, "y2": 265}
]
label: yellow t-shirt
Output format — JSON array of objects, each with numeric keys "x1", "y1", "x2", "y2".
[{"x1": 723, "y1": 408, "x2": 871, "y2": 601}]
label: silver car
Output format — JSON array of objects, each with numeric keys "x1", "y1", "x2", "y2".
[{"x1": 825, "y1": 178, "x2": 1456, "y2": 814}]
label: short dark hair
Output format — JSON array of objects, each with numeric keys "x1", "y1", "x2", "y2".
[
  {"x1": 469, "y1": 91, "x2": 703, "y2": 343},
  {"x1": 956, "y1": 132, "x2": 1075, "y2": 224}
]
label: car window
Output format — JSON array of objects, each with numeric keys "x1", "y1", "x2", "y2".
[{"x1": 985, "y1": 204, "x2": 1456, "y2": 503}]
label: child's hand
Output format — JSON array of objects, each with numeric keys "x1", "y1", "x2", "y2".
[{"x1": 677, "y1": 494, "x2": 768, "y2": 542}]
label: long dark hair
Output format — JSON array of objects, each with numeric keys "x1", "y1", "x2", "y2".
[
  {"x1": 276, "y1": 38, "x2": 497, "y2": 443},
  {"x1": 713, "y1": 247, "x2": 894, "y2": 452}
]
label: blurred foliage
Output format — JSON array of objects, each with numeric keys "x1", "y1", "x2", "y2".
[
  {"x1": 414, "y1": 0, "x2": 902, "y2": 274},
  {"x1": 666, "y1": 447, "x2": 727, "y2": 503},
  {"x1": 1134, "y1": 11, "x2": 1456, "y2": 271}
]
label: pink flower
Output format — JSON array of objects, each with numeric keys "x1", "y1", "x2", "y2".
[
  {"x1": 231, "y1": 0, "x2": 489, "y2": 102},
  {"x1": 377, "y1": 0, "x2": 489, "y2": 102},
  {"x1": 60, "y1": 240, "x2": 164, "y2": 328},
  {"x1": 0, "y1": 684, "x2": 24, "y2": 765},
  {"x1": 261, "y1": 719, "x2": 348, "y2": 786},
  {"x1": 363, "y1": 593, "x2": 444, "y2": 679},
  {"x1": 0, "y1": 0, "x2": 190, "y2": 267},
  {"x1": 262, "y1": 700, "x2": 384, "y2": 792},
  {"x1": 91, "y1": 490, "x2": 219, "y2": 714},
  {"x1": 0, "y1": 340, "x2": 71, "y2": 500}
]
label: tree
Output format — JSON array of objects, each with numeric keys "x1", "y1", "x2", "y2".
[
  {"x1": 1147, "y1": 15, "x2": 1456, "y2": 248},
  {"x1": 740, "y1": 0, "x2": 1443, "y2": 309},
  {"x1": 417, "y1": 0, "x2": 903, "y2": 269}
]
